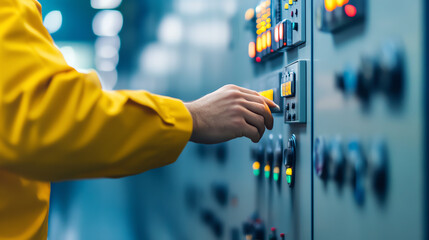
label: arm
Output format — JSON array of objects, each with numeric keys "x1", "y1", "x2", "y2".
[
  {"x1": 0, "y1": 0, "x2": 193, "y2": 181},
  {"x1": 0, "y1": 0, "x2": 276, "y2": 182}
]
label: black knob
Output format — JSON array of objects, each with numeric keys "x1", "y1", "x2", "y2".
[
  {"x1": 347, "y1": 140, "x2": 367, "y2": 205},
  {"x1": 328, "y1": 137, "x2": 345, "y2": 182},
  {"x1": 314, "y1": 137, "x2": 328, "y2": 179},
  {"x1": 369, "y1": 139, "x2": 388, "y2": 200},
  {"x1": 378, "y1": 41, "x2": 404, "y2": 98}
]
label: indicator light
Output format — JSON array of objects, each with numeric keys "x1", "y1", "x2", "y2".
[
  {"x1": 253, "y1": 161, "x2": 261, "y2": 176},
  {"x1": 289, "y1": 0, "x2": 293, "y2": 5},
  {"x1": 245, "y1": 8, "x2": 255, "y2": 21},
  {"x1": 284, "y1": 3, "x2": 289, "y2": 10},
  {"x1": 324, "y1": 0, "x2": 336, "y2": 12},
  {"x1": 273, "y1": 166, "x2": 280, "y2": 181},
  {"x1": 274, "y1": 25, "x2": 279, "y2": 42},
  {"x1": 286, "y1": 167, "x2": 293, "y2": 176},
  {"x1": 336, "y1": 0, "x2": 349, "y2": 7},
  {"x1": 266, "y1": 30, "x2": 272, "y2": 48},
  {"x1": 256, "y1": 57, "x2": 261, "y2": 63},
  {"x1": 266, "y1": 23, "x2": 271, "y2": 29},
  {"x1": 344, "y1": 4, "x2": 357, "y2": 17},
  {"x1": 279, "y1": 23, "x2": 284, "y2": 40},
  {"x1": 264, "y1": 165, "x2": 271, "y2": 178},
  {"x1": 248, "y1": 42, "x2": 256, "y2": 58},
  {"x1": 261, "y1": 33, "x2": 267, "y2": 50},
  {"x1": 286, "y1": 175, "x2": 292, "y2": 184},
  {"x1": 256, "y1": 36, "x2": 262, "y2": 52}
]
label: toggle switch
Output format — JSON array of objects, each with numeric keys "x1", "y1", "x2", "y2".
[
  {"x1": 273, "y1": 135, "x2": 283, "y2": 182},
  {"x1": 284, "y1": 134, "x2": 297, "y2": 187},
  {"x1": 259, "y1": 87, "x2": 283, "y2": 113},
  {"x1": 264, "y1": 135, "x2": 274, "y2": 179}
]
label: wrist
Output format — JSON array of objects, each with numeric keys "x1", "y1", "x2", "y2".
[{"x1": 184, "y1": 102, "x2": 199, "y2": 142}]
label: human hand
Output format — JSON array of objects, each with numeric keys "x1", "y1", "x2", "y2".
[{"x1": 184, "y1": 84, "x2": 279, "y2": 144}]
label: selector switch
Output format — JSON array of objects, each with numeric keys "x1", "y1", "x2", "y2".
[
  {"x1": 314, "y1": 136, "x2": 328, "y2": 179},
  {"x1": 347, "y1": 140, "x2": 367, "y2": 205},
  {"x1": 284, "y1": 134, "x2": 297, "y2": 187}
]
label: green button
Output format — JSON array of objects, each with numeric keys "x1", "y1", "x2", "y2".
[
  {"x1": 273, "y1": 172, "x2": 280, "y2": 181},
  {"x1": 286, "y1": 175, "x2": 292, "y2": 184},
  {"x1": 253, "y1": 169, "x2": 260, "y2": 176}
]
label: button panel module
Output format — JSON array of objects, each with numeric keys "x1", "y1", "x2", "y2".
[
  {"x1": 282, "y1": 61, "x2": 306, "y2": 123},
  {"x1": 246, "y1": 0, "x2": 306, "y2": 63}
]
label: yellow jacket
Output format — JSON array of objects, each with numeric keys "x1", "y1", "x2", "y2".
[{"x1": 0, "y1": 0, "x2": 193, "y2": 239}]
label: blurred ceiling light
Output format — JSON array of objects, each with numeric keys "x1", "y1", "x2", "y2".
[
  {"x1": 43, "y1": 10, "x2": 62, "y2": 34},
  {"x1": 97, "y1": 45, "x2": 118, "y2": 59},
  {"x1": 95, "y1": 36, "x2": 121, "y2": 52},
  {"x1": 221, "y1": 0, "x2": 237, "y2": 17},
  {"x1": 92, "y1": 10, "x2": 123, "y2": 37},
  {"x1": 187, "y1": 20, "x2": 231, "y2": 49},
  {"x1": 98, "y1": 69, "x2": 118, "y2": 90},
  {"x1": 139, "y1": 44, "x2": 179, "y2": 76},
  {"x1": 176, "y1": 0, "x2": 207, "y2": 16},
  {"x1": 96, "y1": 59, "x2": 117, "y2": 72},
  {"x1": 59, "y1": 46, "x2": 77, "y2": 68},
  {"x1": 91, "y1": 0, "x2": 122, "y2": 9},
  {"x1": 158, "y1": 15, "x2": 184, "y2": 45}
]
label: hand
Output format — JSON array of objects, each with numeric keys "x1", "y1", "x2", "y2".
[{"x1": 184, "y1": 84, "x2": 279, "y2": 144}]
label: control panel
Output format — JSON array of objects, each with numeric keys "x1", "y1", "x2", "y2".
[
  {"x1": 282, "y1": 61, "x2": 306, "y2": 123},
  {"x1": 121, "y1": 0, "x2": 428, "y2": 240},
  {"x1": 247, "y1": 0, "x2": 306, "y2": 63}
]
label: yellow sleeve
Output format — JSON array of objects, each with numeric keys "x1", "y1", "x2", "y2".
[{"x1": 0, "y1": 0, "x2": 193, "y2": 181}]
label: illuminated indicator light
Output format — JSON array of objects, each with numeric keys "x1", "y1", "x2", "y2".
[
  {"x1": 256, "y1": 36, "x2": 262, "y2": 52},
  {"x1": 245, "y1": 8, "x2": 255, "y2": 21},
  {"x1": 261, "y1": 33, "x2": 267, "y2": 50},
  {"x1": 273, "y1": 172, "x2": 280, "y2": 181},
  {"x1": 344, "y1": 4, "x2": 357, "y2": 17},
  {"x1": 253, "y1": 161, "x2": 260, "y2": 170},
  {"x1": 256, "y1": 57, "x2": 261, "y2": 63},
  {"x1": 266, "y1": 30, "x2": 272, "y2": 47},
  {"x1": 266, "y1": 23, "x2": 271, "y2": 29},
  {"x1": 286, "y1": 167, "x2": 293, "y2": 176},
  {"x1": 267, "y1": 18, "x2": 271, "y2": 23},
  {"x1": 274, "y1": 25, "x2": 279, "y2": 42},
  {"x1": 325, "y1": 0, "x2": 336, "y2": 12},
  {"x1": 336, "y1": 0, "x2": 349, "y2": 7},
  {"x1": 281, "y1": 83, "x2": 286, "y2": 96},
  {"x1": 254, "y1": 169, "x2": 260, "y2": 176},
  {"x1": 286, "y1": 175, "x2": 292, "y2": 184},
  {"x1": 248, "y1": 42, "x2": 256, "y2": 58},
  {"x1": 289, "y1": 0, "x2": 293, "y2": 5},
  {"x1": 273, "y1": 166, "x2": 280, "y2": 181},
  {"x1": 284, "y1": 3, "x2": 289, "y2": 10},
  {"x1": 259, "y1": 89, "x2": 274, "y2": 101},
  {"x1": 279, "y1": 23, "x2": 284, "y2": 40},
  {"x1": 264, "y1": 165, "x2": 271, "y2": 178}
]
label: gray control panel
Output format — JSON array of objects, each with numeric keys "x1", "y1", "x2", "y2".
[{"x1": 282, "y1": 61, "x2": 306, "y2": 123}]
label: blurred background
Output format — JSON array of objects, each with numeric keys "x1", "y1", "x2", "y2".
[
  {"x1": 42, "y1": 0, "x2": 251, "y2": 239},
  {"x1": 40, "y1": 0, "x2": 429, "y2": 240}
]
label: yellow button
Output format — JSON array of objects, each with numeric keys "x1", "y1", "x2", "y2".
[
  {"x1": 264, "y1": 165, "x2": 271, "y2": 172},
  {"x1": 284, "y1": 3, "x2": 289, "y2": 9},
  {"x1": 253, "y1": 161, "x2": 261, "y2": 170},
  {"x1": 289, "y1": 0, "x2": 293, "y2": 5},
  {"x1": 259, "y1": 89, "x2": 274, "y2": 101},
  {"x1": 273, "y1": 166, "x2": 280, "y2": 174},
  {"x1": 286, "y1": 168, "x2": 293, "y2": 176}
]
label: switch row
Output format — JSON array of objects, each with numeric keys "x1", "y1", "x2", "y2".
[{"x1": 314, "y1": 136, "x2": 388, "y2": 204}]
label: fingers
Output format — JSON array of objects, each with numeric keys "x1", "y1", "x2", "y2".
[
  {"x1": 241, "y1": 107, "x2": 266, "y2": 137},
  {"x1": 239, "y1": 93, "x2": 274, "y2": 130},
  {"x1": 234, "y1": 85, "x2": 278, "y2": 108},
  {"x1": 241, "y1": 121, "x2": 261, "y2": 143}
]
